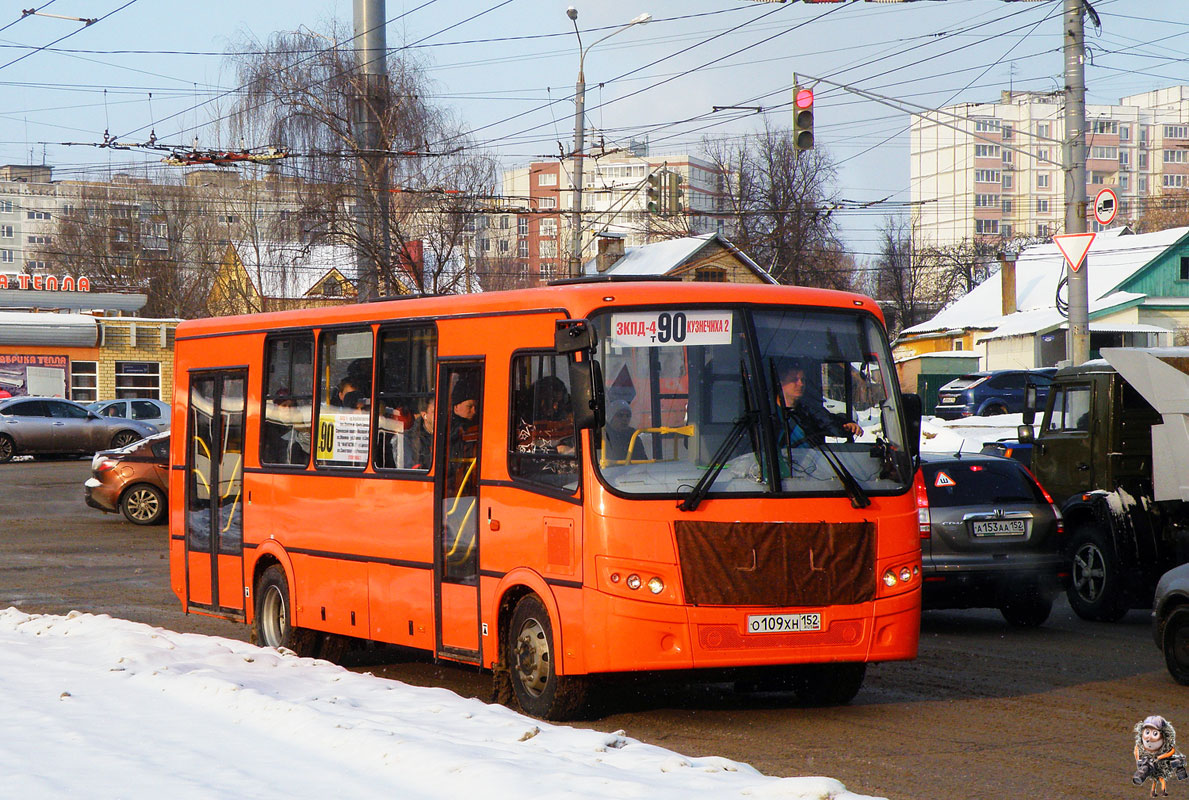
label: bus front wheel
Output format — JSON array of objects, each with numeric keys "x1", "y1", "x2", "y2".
[
  {"x1": 253, "y1": 565, "x2": 318, "y2": 657},
  {"x1": 506, "y1": 594, "x2": 588, "y2": 721}
]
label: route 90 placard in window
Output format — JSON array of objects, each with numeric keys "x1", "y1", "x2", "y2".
[{"x1": 610, "y1": 310, "x2": 733, "y2": 347}]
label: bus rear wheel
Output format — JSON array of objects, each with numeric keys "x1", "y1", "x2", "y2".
[
  {"x1": 253, "y1": 565, "x2": 319, "y2": 658},
  {"x1": 506, "y1": 594, "x2": 588, "y2": 721}
]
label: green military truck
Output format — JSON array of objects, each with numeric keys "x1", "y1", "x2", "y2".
[{"x1": 1024, "y1": 347, "x2": 1189, "y2": 621}]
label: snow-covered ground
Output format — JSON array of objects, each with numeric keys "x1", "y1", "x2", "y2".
[
  {"x1": 920, "y1": 412, "x2": 1026, "y2": 455},
  {"x1": 0, "y1": 608, "x2": 878, "y2": 800},
  {"x1": 0, "y1": 416, "x2": 1005, "y2": 800}
]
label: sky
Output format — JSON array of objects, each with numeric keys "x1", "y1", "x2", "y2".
[{"x1": 1, "y1": 1, "x2": 1185, "y2": 262}]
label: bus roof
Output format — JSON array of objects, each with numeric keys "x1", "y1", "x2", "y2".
[{"x1": 177, "y1": 280, "x2": 884, "y2": 339}]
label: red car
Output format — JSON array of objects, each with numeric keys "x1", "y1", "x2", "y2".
[{"x1": 83, "y1": 432, "x2": 169, "y2": 525}]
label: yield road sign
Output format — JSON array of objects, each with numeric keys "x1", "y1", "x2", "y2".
[
  {"x1": 1094, "y1": 188, "x2": 1118, "y2": 226},
  {"x1": 1054, "y1": 232, "x2": 1095, "y2": 273}
]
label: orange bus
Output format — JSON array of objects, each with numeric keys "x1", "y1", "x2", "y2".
[{"x1": 169, "y1": 279, "x2": 923, "y2": 719}]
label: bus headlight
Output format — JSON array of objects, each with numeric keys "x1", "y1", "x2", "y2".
[
  {"x1": 626, "y1": 574, "x2": 642, "y2": 590},
  {"x1": 647, "y1": 577, "x2": 664, "y2": 594}
]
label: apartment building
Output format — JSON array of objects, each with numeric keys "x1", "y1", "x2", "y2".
[
  {"x1": 910, "y1": 86, "x2": 1189, "y2": 247},
  {"x1": 494, "y1": 147, "x2": 730, "y2": 284}
]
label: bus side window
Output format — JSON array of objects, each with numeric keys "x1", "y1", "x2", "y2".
[
  {"x1": 374, "y1": 325, "x2": 437, "y2": 471},
  {"x1": 508, "y1": 352, "x2": 579, "y2": 491},
  {"x1": 315, "y1": 328, "x2": 374, "y2": 469},
  {"x1": 261, "y1": 334, "x2": 314, "y2": 467}
]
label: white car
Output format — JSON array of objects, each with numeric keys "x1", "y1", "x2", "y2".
[{"x1": 1154, "y1": 563, "x2": 1189, "y2": 684}]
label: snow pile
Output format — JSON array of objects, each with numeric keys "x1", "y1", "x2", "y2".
[
  {"x1": 921, "y1": 413, "x2": 1025, "y2": 454},
  {"x1": 0, "y1": 608, "x2": 880, "y2": 800}
]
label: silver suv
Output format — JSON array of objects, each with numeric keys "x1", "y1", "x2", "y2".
[{"x1": 918, "y1": 452, "x2": 1066, "y2": 626}]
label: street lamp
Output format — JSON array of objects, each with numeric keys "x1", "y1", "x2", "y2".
[{"x1": 566, "y1": 7, "x2": 651, "y2": 278}]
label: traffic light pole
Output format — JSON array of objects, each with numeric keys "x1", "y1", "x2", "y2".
[{"x1": 1064, "y1": 0, "x2": 1089, "y2": 365}]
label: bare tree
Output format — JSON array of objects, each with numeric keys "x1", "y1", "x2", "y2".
[
  {"x1": 36, "y1": 177, "x2": 230, "y2": 318},
  {"x1": 1134, "y1": 190, "x2": 1189, "y2": 233},
  {"x1": 870, "y1": 216, "x2": 937, "y2": 337},
  {"x1": 702, "y1": 122, "x2": 852, "y2": 290},
  {"x1": 225, "y1": 24, "x2": 499, "y2": 295}
]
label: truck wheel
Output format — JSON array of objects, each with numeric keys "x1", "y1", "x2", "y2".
[
  {"x1": 1067, "y1": 526, "x2": 1129, "y2": 622},
  {"x1": 1163, "y1": 607, "x2": 1189, "y2": 685},
  {"x1": 790, "y1": 662, "x2": 866, "y2": 706},
  {"x1": 506, "y1": 594, "x2": 589, "y2": 720}
]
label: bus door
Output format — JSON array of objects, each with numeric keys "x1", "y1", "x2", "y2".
[
  {"x1": 434, "y1": 362, "x2": 483, "y2": 662},
  {"x1": 184, "y1": 370, "x2": 247, "y2": 617}
]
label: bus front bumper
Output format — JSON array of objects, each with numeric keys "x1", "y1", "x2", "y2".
[{"x1": 579, "y1": 587, "x2": 920, "y2": 675}]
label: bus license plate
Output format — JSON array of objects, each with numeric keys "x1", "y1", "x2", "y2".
[
  {"x1": 747, "y1": 613, "x2": 821, "y2": 634},
  {"x1": 972, "y1": 519, "x2": 1026, "y2": 536}
]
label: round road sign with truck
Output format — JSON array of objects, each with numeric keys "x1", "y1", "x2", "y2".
[{"x1": 1094, "y1": 187, "x2": 1118, "y2": 226}]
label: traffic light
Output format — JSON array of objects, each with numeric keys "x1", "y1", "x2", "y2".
[
  {"x1": 667, "y1": 172, "x2": 684, "y2": 215},
  {"x1": 793, "y1": 85, "x2": 814, "y2": 152},
  {"x1": 646, "y1": 171, "x2": 662, "y2": 213}
]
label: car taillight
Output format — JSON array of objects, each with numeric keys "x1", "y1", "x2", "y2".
[
  {"x1": 1025, "y1": 466, "x2": 1064, "y2": 535},
  {"x1": 94, "y1": 458, "x2": 118, "y2": 473},
  {"x1": 914, "y1": 471, "x2": 931, "y2": 539}
]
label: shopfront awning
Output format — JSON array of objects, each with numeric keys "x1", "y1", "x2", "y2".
[{"x1": 0, "y1": 312, "x2": 97, "y2": 347}]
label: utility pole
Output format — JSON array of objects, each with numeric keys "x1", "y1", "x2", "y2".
[
  {"x1": 353, "y1": 0, "x2": 391, "y2": 301},
  {"x1": 1064, "y1": 0, "x2": 1089, "y2": 365}
]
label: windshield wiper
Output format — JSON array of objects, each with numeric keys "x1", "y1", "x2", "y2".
[
  {"x1": 785, "y1": 404, "x2": 871, "y2": 509},
  {"x1": 677, "y1": 410, "x2": 756, "y2": 512}
]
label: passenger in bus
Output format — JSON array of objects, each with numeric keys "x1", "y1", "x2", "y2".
[
  {"x1": 274, "y1": 394, "x2": 311, "y2": 464},
  {"x1": 396, "y1": 397, "x2": 434, "y2": 470},
  {"x1": 330, "y1": 377, "x2": 369, "y2": 411},
  {"x1": 603, "y1": 400, "x2": 647, "y2": 462},
  {"x1": 777, "y1": 360, "x2": 861, "y2": 444},
  {"x1": 449, "y1": 378, "x2": 480, "y2": 457}
]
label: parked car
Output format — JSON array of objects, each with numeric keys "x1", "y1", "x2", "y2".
[
  {"x1": 917, "y1": 451, "x2": 1066, "y2": 626},
  {"x1": 1154, "y1": 563, "x2": 1189, "y2": 685},
  {"x1": 979, "y1": 439, "x2": 1034, "y2": 467},
  {"x1": 84, "y1": 432, "x2": 170, "y2": 525},
  {"x1": 934, "y1": 368, "x2": 1056, "y2": 420},
  {"x1": 87, "y1": 398, "x2": 171, "y2": 431},
  {"x1": 0, "y1": 397, "x2": 158, "y2": 463}
]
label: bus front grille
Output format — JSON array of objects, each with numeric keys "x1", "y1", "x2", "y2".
[{"x1": 674, "y1": 520, "x2": 875, "y2": 607}]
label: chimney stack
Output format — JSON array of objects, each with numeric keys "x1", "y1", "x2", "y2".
[
  {"x1": 596, "y1": 233, "x2": 626, "y2": 273},
  {"x1": 998, "y1": 251, "x2": 1018, "y2": 317}
]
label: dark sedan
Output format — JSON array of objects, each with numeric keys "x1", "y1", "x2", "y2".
[
  {"x1": 918, "y1": 451, "x2": 1066, "y2": 626},
  {"x1": 0, "y1": 396, "x2": 158, "y2": 463}
]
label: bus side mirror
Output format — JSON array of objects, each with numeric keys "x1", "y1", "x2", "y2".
[
  {"x1": 568, "y1": 359, "x2": 604, "y2": 431},
  {"x1": 902, "y1": 392, "x2": 922, "y2": 460},
  {"x1": 556, "y1": 318, "x2": 604, "y2": 431},
  {"x1": 1022, "y1": 384, "x2": 1037, "y2": 426}
]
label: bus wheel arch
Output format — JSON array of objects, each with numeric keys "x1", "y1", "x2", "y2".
[{"x1": 503, "y1": 592, "x2": 590, "y2": 721}]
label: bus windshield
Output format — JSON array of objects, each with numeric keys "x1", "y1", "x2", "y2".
[{"x1": 590, "y1": 306, "x2": 913, "y2": 501}]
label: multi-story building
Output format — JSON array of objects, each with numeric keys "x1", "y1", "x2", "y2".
[
  {"x1": 496, "y1": 146, "x2": 731, "y2": 284},
  {"x1": 910, "y1": 86, "x2": 1189, "y2": 247}
]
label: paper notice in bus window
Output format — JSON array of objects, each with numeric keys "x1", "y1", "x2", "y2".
[
  {"x1": 610, "y1": 311, "x2": 733, "y2": 348},
  {"x1": 316, "y1": 413, "x2": 370, "y2": 463}
]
